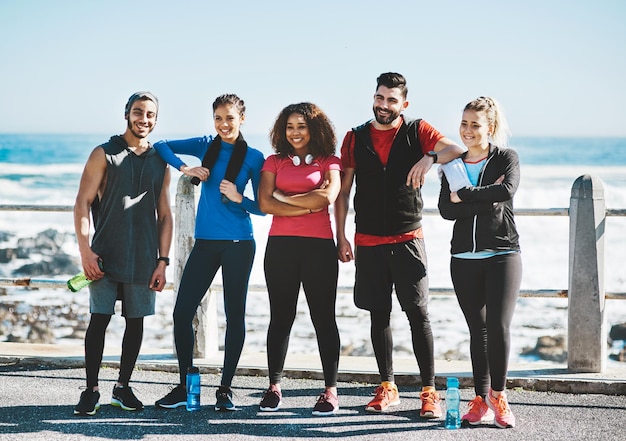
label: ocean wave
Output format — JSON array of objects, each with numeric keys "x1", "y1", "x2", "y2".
[{"x1": 0, "y1": 163, "x2": 84, "y2": 175}]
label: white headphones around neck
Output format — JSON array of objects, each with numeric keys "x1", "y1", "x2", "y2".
[{"x1": 291, "y1": 154, "x2": 313, "y2": 166}]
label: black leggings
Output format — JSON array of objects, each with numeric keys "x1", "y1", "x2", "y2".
[
  {"x1": 264, "y1": 236, "x2": 340, "y2": 387},
  {"x1": 451, "y1": 252, "x2": 522, "y2": 395},
  {"x1": 85, "y1": 313, "x2": 144, "y2": 388},
  {"x1": 370, "y1": 305, "x2": 435, "y2": 387},
  {"x1": 173, "y1": 239, "x2": 255, "y2": 386}
]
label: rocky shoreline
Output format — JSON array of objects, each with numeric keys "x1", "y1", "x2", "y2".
[{"x1": 1, "y1": 229, "x2": 625, "y2": 364}]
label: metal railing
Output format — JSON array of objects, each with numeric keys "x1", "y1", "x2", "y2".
[{"x1": 0, "y1": 174, "x2": 623, "y2": 373}]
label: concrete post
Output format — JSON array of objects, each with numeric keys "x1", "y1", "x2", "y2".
[
  {"x1": 568, "y1": 175, "x2": 606, "y2": 372},
  {"x1": 175, "y1": 176, "x2": 218, "y2": 358}
]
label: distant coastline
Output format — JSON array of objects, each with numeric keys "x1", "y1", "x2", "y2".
[{"x1": 1, "y1": 133, "x2": 626, "y2": 166}]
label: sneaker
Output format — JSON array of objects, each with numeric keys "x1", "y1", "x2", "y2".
[
  {"x1": 461, "y1": 395, "x2": 494, "y2": 425},
  {"x1": 74, "y1": 389, "x2": 100, "y2": 416},
  {"x1": 486, "y1": 389, "x2": 516, "y2": 428},
  {"x1": 259, "y1": 384, "x2": 282, "y2": 411},
  {"x1": 365, "y1": 381, "x2": 400, "y2": 412},
  {"x1": 312, "y1": 390, "x2": 339, "y2": 416},
  {"x1": 419, "y1": 389, "x2": 442, "y2": 419},
  {"x1": 215, "y1": 386, "x2": 237, "y2": 411},
  {"x1": 155, "y1": 384, "x2": 187, "y2": 409},
  {"x1": 111, "y1": 385, "x2": 144, "y2": 411}
]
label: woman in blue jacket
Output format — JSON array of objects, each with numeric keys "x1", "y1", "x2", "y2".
[
  {"x1": 438, "y1": 97, "x2": 521, "y2": 429},
  {"x1": 153, "y1": 94, "x2": 264, "y2": 411}
]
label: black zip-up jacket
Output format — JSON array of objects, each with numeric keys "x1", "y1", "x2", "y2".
[{"x1": 438, "y1": 144, "x2": 520, "y2": 255}]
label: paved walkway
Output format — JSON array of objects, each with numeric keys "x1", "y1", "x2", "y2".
[
  {"x1": 0, "y1": 342, "x2": 625, "y2": 440},
  {"x1": 1, "y1": 342, "x2": 624, "y2": 394}
]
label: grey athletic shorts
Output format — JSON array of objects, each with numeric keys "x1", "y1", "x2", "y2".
[
  {"x1": 89, "y1": 275, "x2": 156, "y2": 318},
  {"x1": 354, "y1": 238, "x2": 429, "y2": 312}
]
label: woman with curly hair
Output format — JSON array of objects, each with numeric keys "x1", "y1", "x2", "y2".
[{"x1": 258, "y1": 102, "x2": 342, "y2": 416}]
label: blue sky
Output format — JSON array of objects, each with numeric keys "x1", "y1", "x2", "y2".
[{"x1": 1, "y1": 0, "x2": 624, "y2": 139}]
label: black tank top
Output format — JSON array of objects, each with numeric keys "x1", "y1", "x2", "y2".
[{"x1": 91, "y1": 135, "x2": 166, "y2": 284}]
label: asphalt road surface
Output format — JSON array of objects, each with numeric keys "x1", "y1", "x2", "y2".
[{"x1": 0, "y1": 363, "x2": 625, "y2": 441}]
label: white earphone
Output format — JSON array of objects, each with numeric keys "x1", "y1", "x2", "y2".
[{"x1": 291, "y1": 154, "x2": 313, "y2": 166}]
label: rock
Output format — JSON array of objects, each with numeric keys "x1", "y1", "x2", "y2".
[
  {"x1": 16, "y1": 228, "x2": 71, "y2": 257},
  {"x1": 0, "y1": 248, "x2": 16, "y2": 263},
  {"x1": 441, "y1": 348, "x2": 470, "y2": 361},
  {"x1": 6, "y1": 334, "x2": 26, "y2": 343},
  {"x1": 62, "y1": 328, "x2": 87, "y2": 341},
  {"x1": 0, "y1": 231, "x2": 14, "y2": 242},
  {"x1": 521, "y1": 335, "x2": 567, "y2": 362},
  {"x1": 26, "y1": 323, "x2": 55, "y2": 343},
  {"x1": 0, "y1": 301, "x2": 91, "y2": 345},
  {"x1": 5, "y1": 228, "x2": 80, "y2": 276},
  {"x1": 13, "y1": 254, "x2": 79, "y2": 276},
  {"x1": 341, "y1": 341, "x2": 373, "y2": 357},
  {"x1": 609, "y1": 323, "x2": 626, "y2": 341}
]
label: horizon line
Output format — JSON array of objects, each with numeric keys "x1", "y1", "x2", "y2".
[{"x1": 1, "y1": 131, "x2": 626, "y2": 140}]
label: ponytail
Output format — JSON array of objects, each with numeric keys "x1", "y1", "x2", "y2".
[{"x1": 464, "y1": 97, "x2": 511, "y2": 147}]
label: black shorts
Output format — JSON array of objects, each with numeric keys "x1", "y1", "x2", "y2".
[{"x1": 354, "y1": 238, "x2": 429, "y2": 312}]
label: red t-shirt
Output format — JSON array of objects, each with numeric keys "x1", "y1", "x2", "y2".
[
  {"x1": 262, "y1": 154, "x2": 342, "y2": 239},
  {"x1": 340, "y1": 117, "x2": 444, "y2": 168},
  {"x1": 340, "y1": 117, "x2": 444, "y2": 246}
]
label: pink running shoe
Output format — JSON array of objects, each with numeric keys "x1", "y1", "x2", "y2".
[
  {"x1": 461, "y1": 395, "x2": 494, "y2": 425},
  {"x1": 486, "y1": 389, "x2": 516, "y2": 428},
  {"x1": 419, "y1": 389, "x2": 442, "y2": 419},
  {"x1": 312, "y1": 390, "x2": 339, "y2": 416}
]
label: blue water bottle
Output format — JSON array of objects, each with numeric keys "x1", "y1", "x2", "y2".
[
  {"x1": 445, "y1": 377, "x2": 461, "y2": 429},
  {"x1": 186, "y1": 366, "x2": 201, "y2": 411}
]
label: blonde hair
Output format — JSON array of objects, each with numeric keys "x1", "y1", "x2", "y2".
[{"x1": 464, "y1": 97, "x2": 511, "y2": 147}]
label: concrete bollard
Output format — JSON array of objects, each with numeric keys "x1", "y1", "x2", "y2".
[
  {"x1": 175, "y1": 175, "x2": 218, "y2": 359},
  {"x1": 568, "y1": 175, "x2": 606, "y2": 373}
]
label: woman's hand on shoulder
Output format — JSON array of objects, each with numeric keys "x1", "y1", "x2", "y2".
[{"x1": 181, "y1": 165, "x2": 210, "y2": 181}]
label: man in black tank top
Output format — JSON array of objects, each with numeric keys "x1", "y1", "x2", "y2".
[{"x1": 72, "y1": 91, "x2": 173, "y2": 416}]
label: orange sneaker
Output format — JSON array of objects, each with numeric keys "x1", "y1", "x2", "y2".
[
  {"x1": 419, "y1": 389, "x2": 442, "y2": 419},
  {"x1": 486, "y1": 389, "x2": 516, "y2": 428},
  {"x1": 461, "y1": 395, "x2": 494, "y2": 425},
  {"x1": 365, "y1": 382, "x2": 400, "y2": 412}
]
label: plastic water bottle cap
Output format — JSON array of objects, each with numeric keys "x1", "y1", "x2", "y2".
[{"x1": 447, "y1": 377, "x2": 459, "y2": 388}]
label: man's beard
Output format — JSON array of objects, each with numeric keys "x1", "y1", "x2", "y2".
[
  {"x1": 373, "y1": 106, "x2": 400, "y2": 125},
  {"x1": 128, "y1": 120, "x2": 152, "y2": 139}
]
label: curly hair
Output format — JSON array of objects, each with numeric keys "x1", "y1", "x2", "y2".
[{"x1": 269, "y1": 102, "x2": 336, "y2": 158}]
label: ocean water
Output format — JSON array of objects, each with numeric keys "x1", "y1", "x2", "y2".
[{"x1": 1, "y1": 133, "x2": 625, "y2": 364}]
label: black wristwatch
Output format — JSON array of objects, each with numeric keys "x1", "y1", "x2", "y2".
[
  {"x1": 157, "y1": 256, "x2": 170, "y2": 266},
  {"x1": 427, "y1": 151, "x2": 438, "y2": 164}
]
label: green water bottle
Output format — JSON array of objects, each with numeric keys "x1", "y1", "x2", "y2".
[{"x1": 67, "y1": 259, "x2": 103, "y2": 292}]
